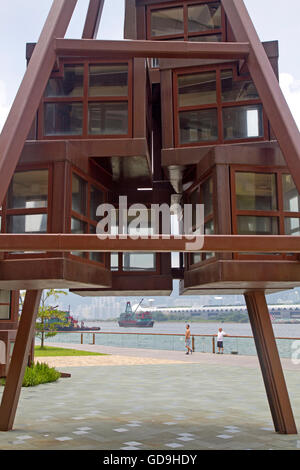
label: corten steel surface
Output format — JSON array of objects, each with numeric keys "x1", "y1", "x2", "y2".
[
  {"x1": 0, "y1": 290, "x2": 42, "y2": 431},
  {"x1": 54, "y1": 39, "x2": 250, "y2": 60},
  {"x1": 0, "y1": 234, "x2": 299, "y2": 253},
  {"x1": 245, "y1": 291, "x2": 297, "y2": 434},
  {"x1": 0, "y1": 0, "x2": 77, "y2": 207},
  {"x1": 82, "y1": 0, "x2": 105, "y2": 39},
  {"x1": 221, "y1": 0, "x2": 300, "y2": 194}
]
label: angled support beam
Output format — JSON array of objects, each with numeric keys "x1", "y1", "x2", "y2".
[
  {"x1": 245, "y1": 291, "x2": 297, "y2": 434},
  {"x1": 0, "y1": 234, "x2": 299, "y2": 253},
  {"x1": 0, "y1": 0, "x2": 78, "y2": 206},
  {"x1": 82, "y1": 0, "x2": 105, "y2": 39},
  {"x1": 221, "y1": 0, "x2": 300, "y2": 194},
  {"x1": 54, "y1": 39, "x2": 250, "y2": 60},
  {"x1": 0, "y1": 290, "x2": 42, "y2": 431}
]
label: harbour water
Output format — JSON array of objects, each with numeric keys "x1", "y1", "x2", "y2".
[{"x1": 45, "y1": 321, "x2": 300, "y2": 359}]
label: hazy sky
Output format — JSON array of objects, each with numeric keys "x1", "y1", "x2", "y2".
[{"x1": 0, "y1": 0, "x2": 299, "y2": 131}]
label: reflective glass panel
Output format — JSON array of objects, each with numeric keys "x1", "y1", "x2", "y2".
[
  {"x1": 89, "y1": 64, "x2": 128, "y2": 97},
  {"x1": 88, "y1": 102, "x2": 128, "y2": 135},
  {"x1": 89, "y1": 225, "x2": 104, "y2": 263},
  {"x1": 122, "y1": 253, "x2": 156, "y2": 271},
  {"x1": 285, "y1": 218, "x2": 300, "y2": 236},
  {"x1": 0, "y1": 291, "x2": 10, "y2": 320},
  {"x1": 223, "y1": 105, "x2": 263, "y2": 140},
  {"x1": 201, "y1": 177, "x2": 213, "y2": 217},
  {"x1": 72, "y1": 174, "x2": 87, "y2": 216},
  {"x1": 111, "y1": 253, "x2": 119, "y2": 271},
  {"x1": 188, "y1": 34, "x2": 221, "y2": 42},
  {"x1": 7, "y1": 170, "x2": 48, "y2": 209},
  {"x1": 221, "y1": 70, "x2": 259, "y2": 102},
  {"x1": 179, "y1": 108, "x2": 218, "y2": 144},
  {"x1": 151, "y1": 7, "x2": 184, "y2": 37},
  {"x1": 188, "y1": 3, "x2": 222, "y2": 32},
  {"x1": 44, "y1": 102, "x2": 83, "y2": 136},
  {"x1": 178, "y1": 72, "x2": 217, "y2": 107},
  {"x1": 90, "y1": 185, "x2": 104, "y2": 220},
  {"x1": 45, "y1": 65, "x2": 84, "y2": 98},
  {"x1": 282, "y1": 174, "x2": 300, "y2": 212},
  {"x1": 71, "y1": 217, "x2": 87, "y2": 258},
  {"x1": 7, "y1": 214, "x2": 47, "y2": 233},
  {"x1": 235, "y1": 172, "x2": 277, "y2": 211},
  {"x1": 237, "y1": 216, "x2": 279, "y2": 235}
]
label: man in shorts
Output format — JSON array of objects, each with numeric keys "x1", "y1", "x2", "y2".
[
  {"x1": 185, "y1": 324, "x2": 192, "y2": 355},
  {"x1": 217, "y1": 327, "x2": 229, "y2": 354}
]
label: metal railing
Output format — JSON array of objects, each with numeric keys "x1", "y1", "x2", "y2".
[{"x1": 44, "y1": 331, "x2": 300, "y2": 359}]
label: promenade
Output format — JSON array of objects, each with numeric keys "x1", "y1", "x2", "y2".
[{"x1": 0, "y1": 344, "x2": 300, "y2": 450}]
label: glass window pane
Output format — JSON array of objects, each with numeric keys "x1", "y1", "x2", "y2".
[
  {"x1": 188, "y1": 3, "x2": 222, "y2": 33},
  {"x1": 7, "y1": 170, "x2": 48, "y2": 209},
  {"x1": 0, "y1": 291, "x2": 10, "y2": 320},
  {"x1": 44, "y1": 102, "x2": 83, "y2": 136},
  {"x1": 178, "y1": 72, "x2": 217, "y2": 107},
  {"x1": 223, "y1": 105, "x2": 264, "y2": 140},
  {"x1": 89, "y1": 225, "x2": 104, "y2": 263},
  {"x1": 201, "y1": 177, "x2": 213, "y2": 217},
  {"x1": 204, "y1": 218, "x2": 215, "y2": 260},
  {"x1": 88, "y1": 102, "x2": 128, "y2": 135},
  {"x1": 190, "y1": 187, "x2": 200, "y2": 228},
  {"x1": 45, "y1": 65, "x2": 84, "y2": 98},
  {"x1": 285, "y1": 218, "x2": 300, "y2": 236},
  {"x1": 72, "y1": 174, "x2": 87, "y2": 216},
  {"x1": 151, "y1": 7, "x2": 184, "y2": 37},
  {"x1": 7, "y1": 214, "x2": 47, "y2": 233},
  {"x1": 191, "y1": 253, "x2": 202, "y2": 265},
  {"x1": 122, "y1": 253, "x2": 156, "y2": 271},
  {"x1": 89, "y1": 64, "x2": 128, "y2": 97},
  {"x1": 221, "y1": 70, "x2": 259, "y2": 102},
  {"x1": 188, "y1": 34, "x2": 221, "y2": 42},
  {"x1": 179, "y1": 108, "x2": 218, "y2": 144},
  {"x1": 282, "y1": 174, "x2": 300, "y2": 212},
  {"x1": 237, "y1": 216, "x2": 279, "y2": 235},
  {"x1": 235, "y1": 172, "x2": 277, "y2": 211},
  {"x1": 111, "y1": 253, "x2": 119, "y2": 271},
  {"x1": 90, "y1": 185, "x2": 104, "y2": 220},
  {"x1": 71, "y1": 217, "x2": 87, "y2": 258}
]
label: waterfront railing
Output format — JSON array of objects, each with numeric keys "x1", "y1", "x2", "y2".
[{"x1": 44, "y1": 331, "x2": 300, "y2": 359}]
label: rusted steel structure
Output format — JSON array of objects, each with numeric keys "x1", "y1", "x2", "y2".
[{"x1": 0, "y1": 0, "x2": 299, "y2": 434}]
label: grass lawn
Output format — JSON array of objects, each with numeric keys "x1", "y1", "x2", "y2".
[{"x1": 34, "y1": 346, "x2": 108, "y2": 357}]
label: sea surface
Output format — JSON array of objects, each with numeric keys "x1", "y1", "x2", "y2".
[{"x1": 45, "y1": 321, "x2": 300, "y2": 359}]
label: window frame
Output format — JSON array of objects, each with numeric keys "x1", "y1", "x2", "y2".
[
  {"x1": 69, "y1": 166, "x2": 108, "y2": 267},
  {"x1": 1, "y1": 163, "x2": 52, "y2": 260},
  {"x1": 39, "y1": 58, "x2": 133, "y2": 140},
  {"x1": 147, "y1": 0, "x2": 226, "y2": 42},
  {"x1": 230, "y1": 165, "x2": 300, "y2": 260},
  {"x1": 173, "y1": 63, "x2": 269, "y2": 147},
  {"x1": 0, "y1": 291, "x2": 12, "y2": 321}
]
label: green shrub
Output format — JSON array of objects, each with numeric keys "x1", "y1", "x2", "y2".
[{"x1": 22, "y1": 362, "x2": 60, "y2": 387}]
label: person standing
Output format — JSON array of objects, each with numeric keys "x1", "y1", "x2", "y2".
[
  {"x1": 185, "y1": 324, "x2": 192, "y2": 355},
  {"x1": 217, "y1": 327, "x2": 229, "y2": 354}
]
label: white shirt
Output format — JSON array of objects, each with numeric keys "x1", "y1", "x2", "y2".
[{"x1": 217, "y1": 331, "x2": 226, "y2": 341}]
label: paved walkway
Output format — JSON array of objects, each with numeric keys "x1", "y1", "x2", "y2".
[{"x1": 0, "y1": 344, "x2": 299, "y2": 450}]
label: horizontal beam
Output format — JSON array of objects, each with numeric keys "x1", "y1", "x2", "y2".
[
  {"x1": 54, "y1": 39, "x2": 250, "y2": 60},
  {"x1": 0, "y1": 234, "x2": 299, "y2": 253}
]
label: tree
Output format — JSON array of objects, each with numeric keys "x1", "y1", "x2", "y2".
[{"x1": 20, "y1": 289, "x2": 69, "y2": 349}]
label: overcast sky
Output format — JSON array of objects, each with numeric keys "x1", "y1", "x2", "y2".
[{"x1": 0, "y1": 0, "x2": 299, "y2": 132}]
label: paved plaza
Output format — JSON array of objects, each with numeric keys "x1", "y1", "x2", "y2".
[{"x1": 0, "y1": 345, "x2": 300, "y2": 450}]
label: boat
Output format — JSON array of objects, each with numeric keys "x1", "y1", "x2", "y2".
[
  {"x1": 118, "y1": 301, "x2": 154, "y2": 328},
  {"x1": 45, "y1": 311, "x2": 101, "y2": 332}
]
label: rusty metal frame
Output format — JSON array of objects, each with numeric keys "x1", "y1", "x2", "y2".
[{"x1": 82, "y1": 0, "x2": 105, "y2": 39}]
